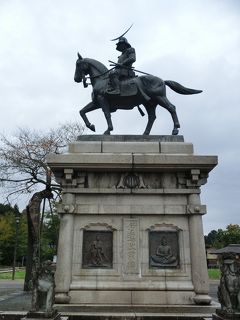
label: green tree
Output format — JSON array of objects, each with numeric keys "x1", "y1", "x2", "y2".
[
  {"x1": 0, "y1": 212, "x2": 15, "y2": 265},
  {"x1": 205, "y1": 229, "x2": 218, "y2": 247},
  {"x1": 206, "y1": 224, "x2": 240, "y2": 249},
  {"x1": 0, "y1": 203, "x2": 15, "y2": 216},
  {"x1": 219, "y1": 224, "x2": 240, "y2": 247},
  {"x1": 40, "y1": 210, "x2": 60, "y2": 261},
  {"x1": 0, "y1": 205, "x2": 27, "y2": 266}
]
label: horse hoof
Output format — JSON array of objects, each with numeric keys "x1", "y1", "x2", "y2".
[
  {"x1": 89, "y1": 124, "x2": 95, "y2": 132},
  {"x1": 172, "y1": 129, "x2": 179, "y2": 135},
  {"x1": 104, "y1": 130, "x2": 111, "y2": 135}
]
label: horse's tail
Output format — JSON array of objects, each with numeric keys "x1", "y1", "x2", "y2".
[{"x1": 165, "y1": 80, "x2": 202, "y2": 95}]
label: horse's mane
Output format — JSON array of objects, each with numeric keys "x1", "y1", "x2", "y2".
[{"x1": 84, "y1": 58, "x2": 108, "y2": 74}]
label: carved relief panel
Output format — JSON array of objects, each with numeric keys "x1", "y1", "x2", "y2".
[
  {"x1": 82, "y1": 230, "x2": 113, "y2": 269},
  {"x1": 149, "y1": 231, "x2": 179, "y2": 268}
]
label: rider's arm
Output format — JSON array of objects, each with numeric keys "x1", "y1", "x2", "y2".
[{"x1": 122, "y1": 48, "x2": 136, "y2": 66}]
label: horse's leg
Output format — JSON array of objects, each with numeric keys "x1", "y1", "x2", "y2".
[
  {"x1": 96, "y1": 95, "x2": 113, "y2": 135},
  {"x1": 142, "y1": 103, "x2": 157, "y2": 135},
  {"x1": 155, "y1": 96, "x2": 180, "y2": 135},
  {"x1": 79, "y1": 102, "x2": 99, "y2": 132}
]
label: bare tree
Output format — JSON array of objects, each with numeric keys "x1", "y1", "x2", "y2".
[{"x1": 0, "y1": 122, "x2": 84, "y2": 293}]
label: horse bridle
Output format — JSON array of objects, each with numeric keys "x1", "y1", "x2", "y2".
[{"x1": 83, "y1": 67, "x2": 116, "y2": 87}]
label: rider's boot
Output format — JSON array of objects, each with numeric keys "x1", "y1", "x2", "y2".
[{"x1": 108, "y1": 76, "x2": 120, "y2": 95}]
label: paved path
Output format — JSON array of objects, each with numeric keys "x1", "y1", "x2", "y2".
[
  {"x1": 0, "y1": 280, "x2": 24, "y2": 301},
  {"x1": 209, "y1": 280, "x2": 218, "y2": 301},
  {"x1": 0, "y1": 280, "x2": 219, "y2": 312},
  {"x1": 0, "y1": 280, "x2": 31, "y2": 311}
]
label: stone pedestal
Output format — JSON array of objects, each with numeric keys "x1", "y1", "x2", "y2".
[
  {"x1": 47, "y1": 135, "x2": 217, "y2": 317},
  {"x1": 22, "y1": 311, "x2": 61, "y2": 320},
  {"x1": 213, "y1": 309, "x2": 240, "y2": 319}
]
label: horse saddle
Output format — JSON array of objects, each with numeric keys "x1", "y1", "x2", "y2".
[{"x1": 106, "y1": 78, "x2": 138, "y2": 97}]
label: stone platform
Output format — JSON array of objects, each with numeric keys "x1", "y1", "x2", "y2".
[
  {"x1": 47, "y1": 135, "x2": 217, "y2": 314},
  {"x1": 21, "y1": 311, "x2": 61, "y2": 320},
  {"x1": 57, "y1": 303, "x2": 219, "y2": 319},
  {"x1": 213, "y1": 309, "x2": 240, "y2": 319}
]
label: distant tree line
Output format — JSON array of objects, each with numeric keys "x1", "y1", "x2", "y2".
[
  {"x1": 205, "y1": 224, "x2": 240, "y2": 248},
  {"x1": 0, "y1": 203, "x2": 59, "y2": 266},
  {"x1": 0, "y1": 204, "x2": 27, "y2": 266}
]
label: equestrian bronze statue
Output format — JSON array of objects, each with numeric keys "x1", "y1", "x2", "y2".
[{"x1": 74, "y1": 36, "x2": 202, "y2": 135}]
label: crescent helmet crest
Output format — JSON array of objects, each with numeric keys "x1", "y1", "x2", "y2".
[{"x1": 110, "y1": 24, "x2": 133, "y2": 41}]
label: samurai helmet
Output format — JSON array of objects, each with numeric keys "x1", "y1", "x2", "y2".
[
  {"x1": 111, "y1": 24, "x2": 133, "y2": 51},
  {"x1": 116, "y1": 37, "x2": 131, "y2": 51}
]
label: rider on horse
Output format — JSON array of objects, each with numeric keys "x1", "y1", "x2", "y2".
[{"x1": 108, "y1": 37, "x2": 136, "y2": 95}]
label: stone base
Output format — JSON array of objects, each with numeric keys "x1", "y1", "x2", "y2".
[
  {"x1": 67, "y1": 290, "x2": 211, "y2": 306},
  {"x1": 0, "y1": 312, "x2": 27, "y2": 320},
  {"x1": 47, "y1": 135, "x2": 218, "y2": 311},
  {"x1": 22, "y1": 310, "x2": 61, "y2": 320},
  {"x1": 213, "y1": 309, "x2": 240, "y2": 319},
  {"x1": 193, "y1": 294, "x2": 212, "y2": 305},
  {"x1": 55, "y1": 293, "x2": 70, "y2": 304},
  {"x1": 56, "y1": 303, "x2": 219, "y2": 319}
]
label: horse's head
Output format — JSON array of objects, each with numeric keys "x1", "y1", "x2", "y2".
[
  {"x1": 74, "y1": 54, "x2": 109, "y2": 87},
  {"x1": 74, "y1": 53, "x2": 89, "y2": 83}
]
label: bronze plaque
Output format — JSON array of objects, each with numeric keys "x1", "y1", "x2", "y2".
[
  {"x1": 149, "y1": 231, "x2": 179, "y2": 268},
  {"x1": 82, "y1": 230, "x2": 113, "y2": 268}
]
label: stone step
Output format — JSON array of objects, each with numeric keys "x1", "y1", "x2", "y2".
[{"x1": 55, "y1": 303, "x2": 219, "y2": 319}]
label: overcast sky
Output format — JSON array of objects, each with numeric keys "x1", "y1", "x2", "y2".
[{"x1": 0, "y1": 0, "x2": 239, "y2": 234}]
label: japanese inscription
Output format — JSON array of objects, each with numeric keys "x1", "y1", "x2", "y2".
[{"x1": 123, "y1": 219, "x2": 139, "y2": 274}]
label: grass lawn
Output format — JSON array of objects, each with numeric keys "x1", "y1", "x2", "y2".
[
  {"x1": 208, "y1": 268, "x2": 220, "y2": 280},
  {"x1": 0, "y1": 271, "x2": 25, "y2": 280}
]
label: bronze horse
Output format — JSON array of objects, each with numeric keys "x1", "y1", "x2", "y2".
[{"x1": 74, "y1": 54, "x2": 202, "y2": 135}]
